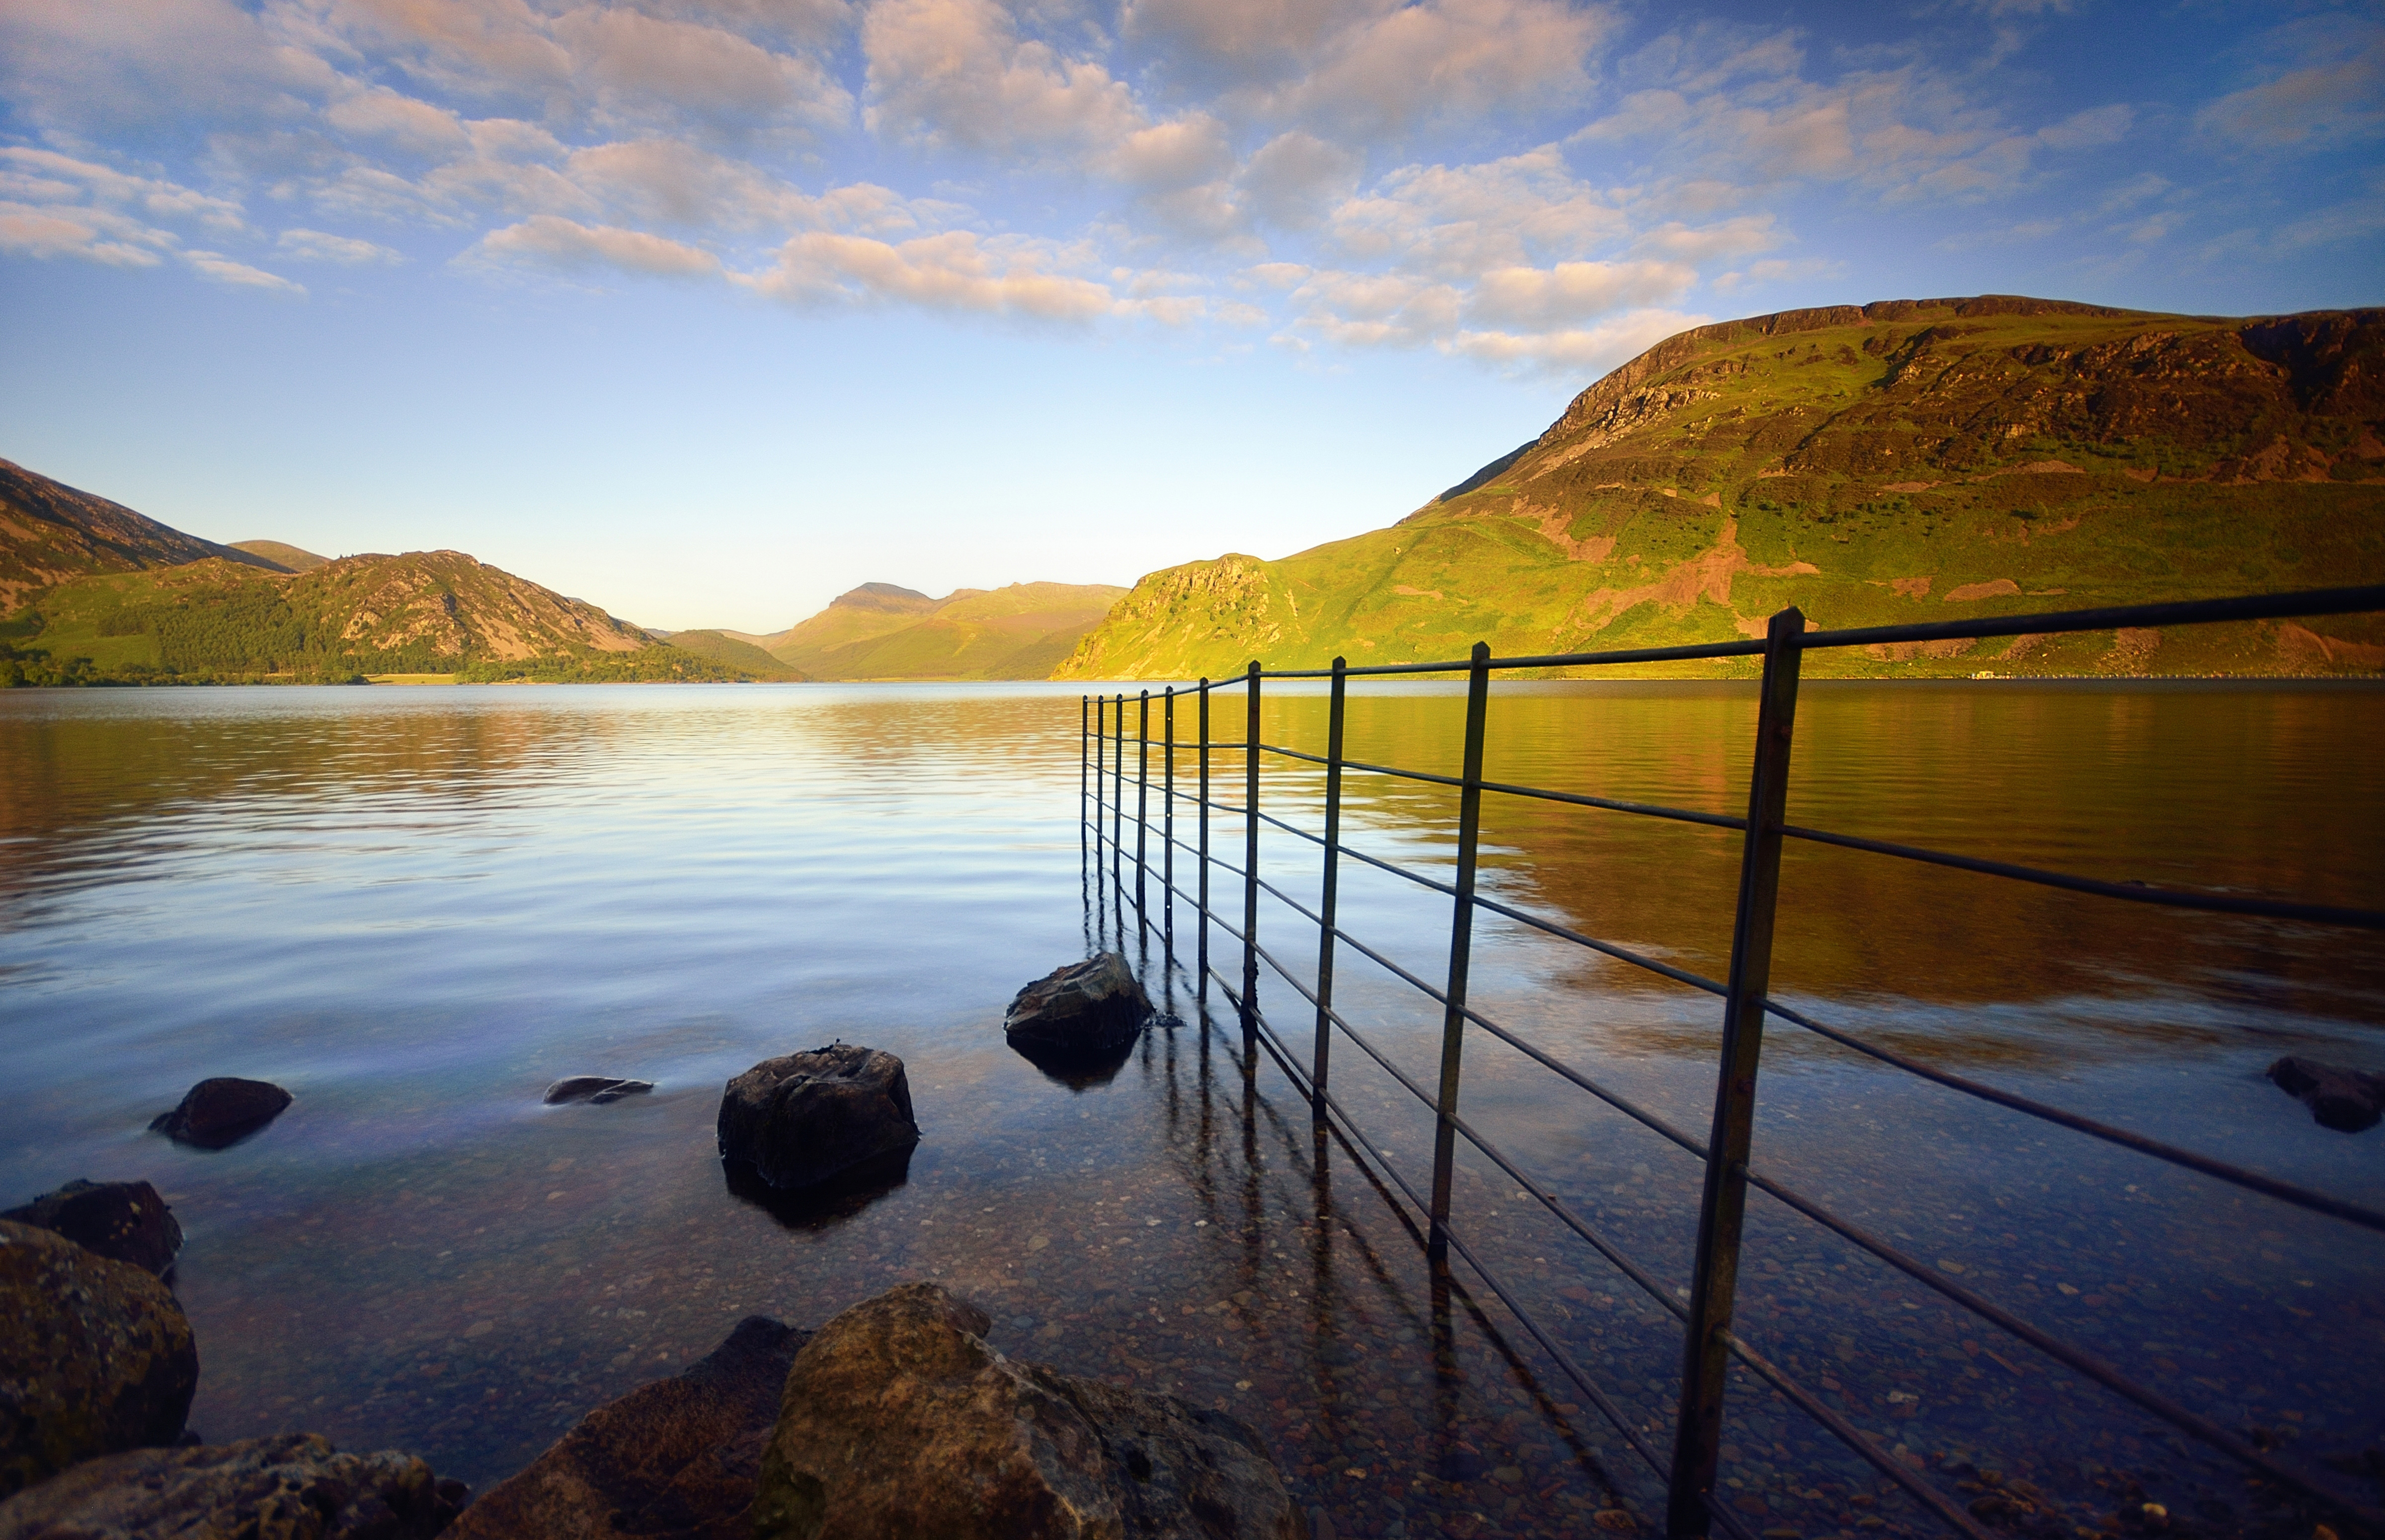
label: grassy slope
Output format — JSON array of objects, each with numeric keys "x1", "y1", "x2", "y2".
[
  {"x1": 5, "y1": 552, "x2": 745, "y2": 685},
  {"x1": 1057, "y1": 299, "x2": 2385, "y2": 681},
  {"x1": 659, "y1": 628, "x2": 810, "y2": 680},
  {"x1": 233, "y1": 540, "x2": 329, "y2": 571},
  {"x1": 771, "y1": 581, "x2": 1128, "y2": 679},
  {"x1": 1, "y1": 457, "x2": 284, "y2": 610}
]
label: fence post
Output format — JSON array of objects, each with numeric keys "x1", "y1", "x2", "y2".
[
  {"x1": 1312, "y1": 656, "x2": 1349, "y2": 1118},
  {"x1": 1427, "y1": 641, "x2": 1493, "y2": 1260},
  {"x1": 1241, "y1": 660, "x2": 1261, "y2": 1046},
  {"x1": 1137, "y1": 690, "x2": 1151, "y2": 930},
  {"x1": 1198, "y1": 679, "x2": 1211, "y2": 1002},
  {"x1": 1163, "y1": 687, "x2": 1176, "y2": 962},
  {"x1": 1113, "y1": 693, "x2": 1126, "y2": 896},
  {"x1": 1081, "y1": 695, "x2": 1089, "y2": 865},
  {"x1": 1094, "y1": 695, "x2": 1107, "y2": 911},
  {"x1": 1666, "y1": 606, "x2": 1806, "y2": 1539}
]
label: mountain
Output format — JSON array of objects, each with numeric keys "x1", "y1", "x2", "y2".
[
  {"x1": 1057, "y1": 298, "x2": 2385, "y2": 681},
  {"x1": 655, "y1": 628, "x2": 810, "y2": 680},
  {"x1": 760, "y1": 581, "x2": 1128, "y2": 679},
  {"x1": 0, "y1": 460, "x2": 746, "y2": 685},
  {"x1": 1, "y1": 457, "x2": 285, "y2": 610},
  {"x1": 234, "y1": 539, "x2": 329, "y2": 571}
]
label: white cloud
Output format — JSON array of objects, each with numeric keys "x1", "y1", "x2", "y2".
[
  {"x1": 861, "y1": 0, "x2": 1141, "y2": 156},
  {"x1": 1464, "y1": 259, "x2": 1692, "y2": 329},
  {"x1": 277, "y1": 227, "x2": 403, "y2": 263},
  {"x1": 473, "y1": 214, "x2": 723, "y2": 276},
  {"x1": 185, "y1": 249, "x2": 306, "y2": 292},
  {"x1": 1445, "y1": 305, "x2": 1707, "y2": 374},
  {"x1": 744, "y1": 229, "x2": 1117, "y2": 319},
  {"x1": 1259, "y1": 0, "x2": 1613, "y2": 136},
  {"x1": 2197, "y1": 30, "x2": 2385, "y2": 152}
]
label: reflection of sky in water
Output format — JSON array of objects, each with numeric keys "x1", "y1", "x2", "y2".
[{"x1": 1, "y1": 681, "x2": 2378, "y2": 1539}]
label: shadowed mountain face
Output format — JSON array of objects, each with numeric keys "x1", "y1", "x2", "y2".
[
  {"x1": 1057, "y1": 298, "x2": 2385, "y2": 681},
  {"x1": 233, "y1": 540, "x2": 329, "y2": 572},
  {"x1": 1, "y1": 458, "x2": 286, "y2": 610},
  {"x1": 756, "y1": 581, "x2": 1127, "y2": 680}
]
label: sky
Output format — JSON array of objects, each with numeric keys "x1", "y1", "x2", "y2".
[{"x1": 2, "y1": 0, "x2": 2380, "y2": 632}]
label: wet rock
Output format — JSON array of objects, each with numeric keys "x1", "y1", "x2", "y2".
[
  {"x1": 716, "y1": 1045, "x2": 920, "y2": 1194},
  {"x1": 750, "y1": 1281, "x2": 1304, "y2": 1540},
  {"x1": 148, "y1": 1078, "x2": 292, "y2": 1149},
  {"x1": 450, "y1": 1315, "x2": 808, "y2": 1540},
  {"x1": 543, "y1": 1076, "x2": 655, "y2": 1105},
  {"x1": 2267, "y1": 1056, "x2": 2385, "y2": 1133},
  {"x1": 2, "y1": 1180, "x2": 182, "y2": 1277},
  {"x1": 1004, "y1": 953, "x2": 1150, "y2": 1061},
  {"x1": 0, "y1": 1432, "x2": 467, "y2": 1539},
  {"x1": 0, "y1": 1220, "x2": 198, "y2": 1500}
]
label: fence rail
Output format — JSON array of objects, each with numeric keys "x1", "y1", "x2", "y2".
[{"x1": 1079, "y1": 583, "x2": 2385, "y2": 1540}]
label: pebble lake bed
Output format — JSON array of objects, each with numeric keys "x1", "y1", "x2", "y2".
[{"x1": 1, "y1": 680, "x2": 2381, "y2": 1538}]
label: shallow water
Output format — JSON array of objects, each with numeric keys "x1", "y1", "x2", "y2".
[{"x1": 1, "y1": 680, "x2": 2379, "y2": 1539}]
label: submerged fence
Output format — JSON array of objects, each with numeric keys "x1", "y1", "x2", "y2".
[{"x1": 1079, "y1": 585, "x2": 2385, "y2": 1540}]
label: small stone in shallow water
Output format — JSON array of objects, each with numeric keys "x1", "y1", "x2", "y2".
[
  {"x1": 2266, "y1": 1056, "x2": 2385, "y2": 1132},
  {"x1": 542, "y1": 1077, "x2": 655, "y2": 1105},
  {"x1": 148, "y1": 1078, "x2": 292, "y2": 1149},
  {"x1": 2, "y1": 1179, "x2": 182, "y2": 1277}
]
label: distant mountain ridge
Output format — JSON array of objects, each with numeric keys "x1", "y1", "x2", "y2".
[
  {"x1": 1059, "y1": 297, "x2": 2385, "y2": 681},
  {"x1": 747, "y1": 580, "x2": 1127, "y2": 680},
  {"x1": 233, "y1": 539, "x2": 329, "y2": 572}
]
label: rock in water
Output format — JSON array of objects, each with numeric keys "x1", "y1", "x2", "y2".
[
  {"x1": 2, "y1": 1180, "x2": 182, "y2": 1276},
  {"x1": 544, "y1": 1076, "x2": 656, "y2": 1105},
  {"x1": 2268, "y1": 1056, "x2": 2385, "y2": 1132},
  {"x1": 0, "y1": 1433, "x2": 467, "y2": 1539},
  {"x1": 717, "y1": 1046, "x2": 920, "y2": 1193},
  {"x1": 0, "y1": 1221, "x2": 198, "y2": 1500},
  {"x1": 1004, "y1": 953, "x2": 1150, "y2": 1059},
  {"x1": 449, "y1": 1316, "x2": 808, "y2": 1540},
  {"x1": 148, "y1": 1078, "x2": 292, "y2": 1149},
  {"x1": 750, "y1": 1282, "x2": 1304, "y2": 1540}
]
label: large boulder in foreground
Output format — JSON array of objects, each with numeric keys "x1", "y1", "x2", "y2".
[
  {"x1": 2, "y1": 1180, "x2": 182, "y2": 1277},
  {"x1": 0, "y1": 1221, "x2": 198, "y2": 1500},
  {"x1": 149, "y1": 1078, "x2": 292, "y2": 1149},
  {"x1": 2269, "y1": 1056, "x2": 2385, "y2": 1132},
  {"x1": 450, "y1": 1315, "x2": 808, "y2": 1540},
  {"x1": 751, "y1": 1282, "x2": 1303, "y2": 1540},
  {"x1": 0, "y1": 1433, "x2": 466, "y2": 1539},
  {"x1": 1004, "y1": 954, "x2": 1149, "y2": 1061},
  {"x1": 717, "y1": 1046, "x2": 920, "y2": 1194}
]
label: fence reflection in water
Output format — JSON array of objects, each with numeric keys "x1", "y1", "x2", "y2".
[{"x1": 1081, "y1": 584, "x2": 2385, "y2": 1540}]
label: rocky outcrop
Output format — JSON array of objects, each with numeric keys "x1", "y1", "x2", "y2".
[
  {"x1": 149, "y1": 1078, "x2": 292, "y2": 1149},
  {"x1": 1, "y1": 1181, "x2": 181, "y2": 1277},
  {"x1": 1004, "y1": 954, "x2": 1149, "y2": 1062},
  {"x1": 716, "y1": 1046, "x2": 920, "y2": 1194},
  {"x1": 2268, "y1": 1056, "x2": 2385, "y2": 1133},
  {"x1": 750, "y1": 1283, "x2": 1304, "y2": 1540},
  {"x1": 449, "y1": 1316, "x2": 807, "y2": 1540},
  {"x1": 0, "y1": 1221, "x2": 198, "y2": 1499},
  {"x1": 543, "y1": 1077, "x2": 654, "y2": 1106},
  {"x1": 0, "y1": 1433, "x2": 467, "y2": 1539}
]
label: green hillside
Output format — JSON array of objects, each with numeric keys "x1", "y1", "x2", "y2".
[
  {"x1": 3, "y1": 547, "x2": 745, "y2": 686},
  {"x1": 656, "y1": 628, "x2": 810, "y2": 680},
  {"x1": 1, "y1": 456, "x2": 283, "y2": 611},
  {"x1": 1057, "y1": 298, "x2": 2385, "y2": 681},
  {"x1": 234, "y1": 539, "x2": 329, "y2": 572},
  {"x1": 764, "y1": 580, "x2": 1127, "y2": 679}
]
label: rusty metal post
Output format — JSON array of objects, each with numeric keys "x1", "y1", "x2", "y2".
[
  {"x1": 1426, "y1": 642, "x2": 1492, "y2": 1260},
  {"x1": 1311, "y1": 656, "x2": 1349, "y2": 1118},
  {"x1": 1094, "y1": 695, "x2": 1106, "y2": 901},
  {"x1": 1081, "y1": 695, "x2": 1089, "y2": 865},
  {"x1": 1163, "y1": 687, "x2": 1176, "y2": 961},
  {"x1": 1137, "y1": 689, "x2": 1151, "y2": 930},
  {"x1": 1197, "y1": 679, "x2": 1211, "y2": 1002},
  {"x1": 1666, "y1": 606, "x2": 1806, "y2": 1539},
  {"x1": 1241, "y1": 660, "x2": 1261, "y2": 1046}
]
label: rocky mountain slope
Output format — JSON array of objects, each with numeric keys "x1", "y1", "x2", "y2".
[
  {"x1": 1057, "y1": 298, "x2": 2385, "y2": 680},
  {"x1": 1, "y1": 458, "x2": 286, "y2": 611},
  {"x1": 754, "y1": 581, "x2": 1127, "y2": 680},
  {"x1": 0, "y1": 460, "x2": 741, "y2": 684}
]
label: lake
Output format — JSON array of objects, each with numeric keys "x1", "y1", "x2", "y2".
[{"x1": 1, "y1": 680, "x2": 2378, "y2": 1540}]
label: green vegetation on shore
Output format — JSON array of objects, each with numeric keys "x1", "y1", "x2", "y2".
[
  {"x1": 1058, "y1": 298, "x2": 2385, "y2": 681},
  {"x1": 747, "y1": 580, "x2": 1128, "y2": 680}
]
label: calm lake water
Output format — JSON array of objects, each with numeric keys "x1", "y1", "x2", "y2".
[{"x1": 1, "y1": 681, "x2": 2378, "y2": 1540}]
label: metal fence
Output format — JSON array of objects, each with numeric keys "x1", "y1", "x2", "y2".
[{"x1": 1078, "y1": 584, "x2": 2385, "y2": 1540}]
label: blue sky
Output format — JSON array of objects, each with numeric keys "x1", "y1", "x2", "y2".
[{"x1": 2, "y1": 0, "x2": 2379, "y2": 631}]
